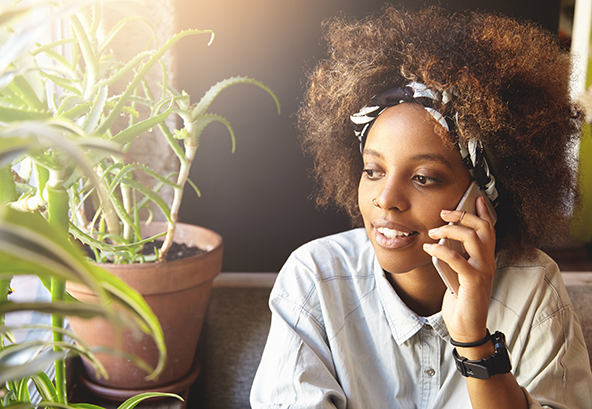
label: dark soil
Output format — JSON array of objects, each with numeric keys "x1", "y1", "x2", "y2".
[
  {"x1": 144, "y1": 240, "x2": 206, "y2": 262},
  {"x1": 81, "y1": 240, "x2": 206, "y2": 262}
]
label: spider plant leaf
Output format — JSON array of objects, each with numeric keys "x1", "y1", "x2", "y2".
[
  {"x1": 77, "y1": 263, "x2": 166, "y2": 380},
  {"x1": 0, "y1": 348, "x2": 65, "y2": 385},
  {"x1": 0, "y1": 208, "x2": 109, "y2": 304},
  {"x1": 116, "y1": 393, "x2": 183, "y2": 409},
  {"x1": 1, "y1": 403, "x2": 35, "y2": 409},
  {"x1": 29, "y1": 372, "x2": 57, "y2": 403},
  {"x1": 0, "y1": 119, "x2": 120, "y2": 188},
  {"x1": 0, "y1": 136, "x2": 34, "y2": 167},
  {"x1": 37, "y1": 404, "x2": 99, "y2": 409},
  {"x1": 191, "y1": 76, "x2": 281, "y2": 119},
  {"x1": 14, "y1": 378, "x2": 29, "y2": 402},
  {"x1": 0, "y1": 301, "x2": 110, "y2": 319}
]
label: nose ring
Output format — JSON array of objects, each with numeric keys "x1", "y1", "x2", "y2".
[{"x1": 372, "y1": 198, "x2": 380, "y2": 207}]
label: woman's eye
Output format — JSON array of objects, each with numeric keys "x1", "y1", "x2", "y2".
[
  {"x1": 363, "y1": 169, "x2": 383, "y2": 180},
  {"x1": 413, "y1": 175, "x2": 438, "y2": 185}
]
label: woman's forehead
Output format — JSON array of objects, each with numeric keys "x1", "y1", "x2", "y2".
[{"x1": 366, "y1": 105, "x2": 450, "y2": 150}]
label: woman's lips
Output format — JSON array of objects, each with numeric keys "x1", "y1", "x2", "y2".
[{"x1": 373, "y1": 224, "x2": 419, "y2": 249}]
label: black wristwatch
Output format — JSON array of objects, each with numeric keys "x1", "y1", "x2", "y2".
[{"x1": 452, "y1": 331, "x2": 512, "y2": 379}]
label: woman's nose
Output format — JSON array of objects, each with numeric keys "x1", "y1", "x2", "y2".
[{"x1": 374, "y1": 176, "x2": 409, "y2": 211}]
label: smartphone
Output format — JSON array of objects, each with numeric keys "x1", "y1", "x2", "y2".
[{"x1": 432, "y1": 181, "x2": 497, "y2": 296}]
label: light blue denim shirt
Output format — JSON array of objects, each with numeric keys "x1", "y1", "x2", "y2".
[{"x1": 250, "y1": 228, "x2": 592, "y2": 408}]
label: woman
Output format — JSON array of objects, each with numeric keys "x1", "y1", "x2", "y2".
[{"x1": 251, "y1": 6, "x2": 592, "y2": 408}]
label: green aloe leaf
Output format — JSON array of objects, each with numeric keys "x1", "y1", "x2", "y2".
[
  {"x1": 69, "y1": 222, "x2": 165, "y2": 254},
  {"x1": 96, "y1": 29, "x2": 213, "y2": 136},
  {"x1": 121, "y1": 179, "x2": 172, "y2": 223},
  {"x1": 0, "y1": 106, "x2": 51, "y2": 122},
  {"x1": 109, "y1": 101, "x2": 173, "y2": 146},
  {"x1": 69, "y1": 13, "x2": 98, "y2": 100},
  {"x1": 83, "y1": 85, "x2": 108, "y2": 133},
  {"x1": 98, "y1": 16, "x2": 153, "y2": 56},
  {"x1": 99, "y1": 51, "x2": 153, "y2": 87},
  {"x1": 191, "y1": 76, "x2": 281, "y2": 119},
  {"x1": 40, "y1": 72, "x2": 82, "y2": 95},
  {"x1": 192, "y1": 113, "x2": 236, "y2": 152}
]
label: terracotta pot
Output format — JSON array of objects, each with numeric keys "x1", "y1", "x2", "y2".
[{"x1": 67, "y1": 222, "x2": 222, "y2": 399}]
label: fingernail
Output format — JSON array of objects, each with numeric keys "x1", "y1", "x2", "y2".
[
  {"x1": 441, "y1": 210, "x2": 452, "y2": 215},
  {"x1": 428, "y1": 228, "x2": 439, "y2": 235},
  {"x1": 423, "y1": 243, "x2": 433, "y2": 249}
]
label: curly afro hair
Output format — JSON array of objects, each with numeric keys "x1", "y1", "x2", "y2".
[{"x1": 298, "y1": 6, "x2": 582, "y2": 260}]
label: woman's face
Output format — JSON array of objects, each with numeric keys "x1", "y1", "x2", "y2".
[{"x1": 358, "y1": 103, "x2": 471, "y2": 275}]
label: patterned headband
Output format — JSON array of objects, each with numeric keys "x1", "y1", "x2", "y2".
[{"x1": 350, "y1": 82, "x2": 498, "y2": 203}]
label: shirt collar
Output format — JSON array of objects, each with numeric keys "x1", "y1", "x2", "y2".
[{"x1": 373, "y1": 256, "x2": 449, "y2": 345}]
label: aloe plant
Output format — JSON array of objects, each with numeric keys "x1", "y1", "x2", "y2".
[
  {"x1": 2, "y1": 0, "x2": 280, "y2": 264},
  {"x1": 1, "y1": 0, "x2": 279, "y2": 406}
]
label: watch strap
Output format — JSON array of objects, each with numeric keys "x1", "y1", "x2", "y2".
[{"x1": 453, "y1": 331, "x2": 512, "y2": 379}]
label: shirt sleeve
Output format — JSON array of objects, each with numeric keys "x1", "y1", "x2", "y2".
[
  {"x1": 250, "y1": 258, "x2": 347, "y2": 409},
  {"x1": 508, "y1": 258, "x2": 592, "y2": 409},
  {"x1": 519, "y1": 305, "x2": 592, "y2": 409},
  {"x1": 522, "y1": 387, "x2": 550, "y2": 409}
]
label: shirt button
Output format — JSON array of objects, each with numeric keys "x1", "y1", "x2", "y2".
[
  {"x1": 426, "y1": 368, "x2": 436, "y2": 377},
  {"x1": 424, "y1": 324, "x2": 432, "y2": 330}
]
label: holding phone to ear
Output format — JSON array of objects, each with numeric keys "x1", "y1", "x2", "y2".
[{"x1": 432, "y1": 181, "x2": 497, "y2": 296}]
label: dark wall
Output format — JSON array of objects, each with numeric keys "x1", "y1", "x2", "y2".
[{"x1": 174, "y1": 0, "x2": 561, "y2": 272}]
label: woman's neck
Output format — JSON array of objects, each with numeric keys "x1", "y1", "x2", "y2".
[{"x1": 385, "y1": 265, "x2": 447, "y2": 317}]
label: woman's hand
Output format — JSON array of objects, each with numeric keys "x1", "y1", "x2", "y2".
[{"x1": 423, "y1": 196, "x2": 497, "y2": 344}]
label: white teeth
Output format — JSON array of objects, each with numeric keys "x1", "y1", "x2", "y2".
[{"x1": 377, "y1": 227, "x2": 413, "y2": 239}]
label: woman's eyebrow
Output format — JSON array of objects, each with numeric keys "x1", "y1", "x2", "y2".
[
  {"x1": 363, "y1": 149, "x2": 452, "y2": 169},
  {"x1": 362, "y1": 148, "x2": 383, "y2": 159},
  {"x1": 411, "y1": 153, "x2": 452, "y2": 169}
]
